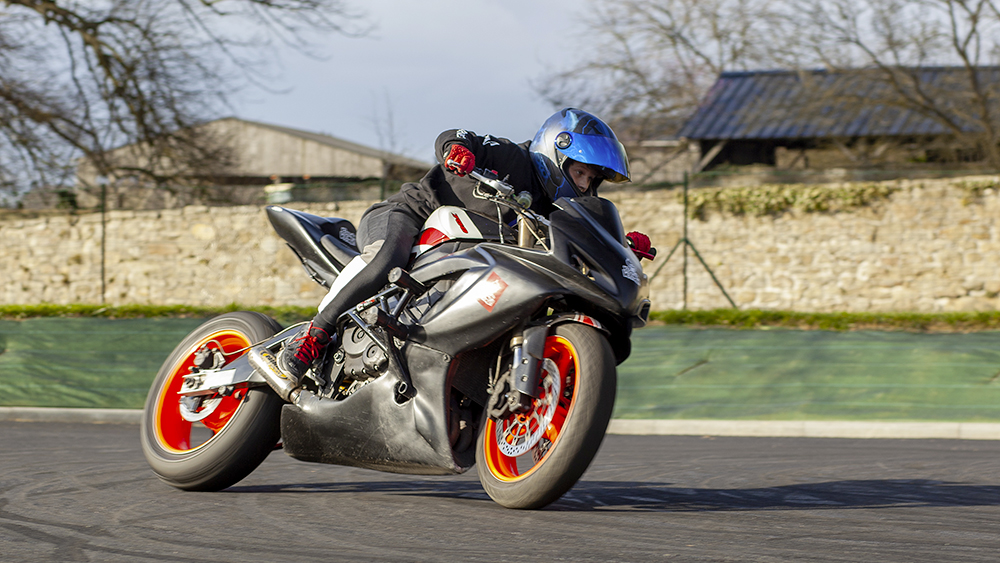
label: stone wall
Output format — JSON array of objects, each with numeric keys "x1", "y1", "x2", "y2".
[
  {"x1": 0, "y1": 201, "x2": 371, "y2": 309},
  {"x1": 3, "y1": 176, "x2": 999, "y2": 313},
  {"x1": 605, "y1": 176, "x2": 1000, "y2": 312}
]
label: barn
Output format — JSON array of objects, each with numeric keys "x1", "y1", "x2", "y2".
[
  {"x1": 203, "y1": 117, "x2": 430, "y2": 183},
  {"x1": 65, "y1": 117, "x2": 431, "y2": 210},
  {"x1": 677, "y1": 67, "x2": 1000, "y2": 174}
]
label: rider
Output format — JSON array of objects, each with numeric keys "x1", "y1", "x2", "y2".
[{"x1": 274, "y1": 108, "x2": 650, "y2": 383}]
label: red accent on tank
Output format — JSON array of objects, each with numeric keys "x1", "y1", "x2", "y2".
[
  {"x1": 451, "y1": 213, "x2": 469, "y2": 234},
  {"x1": 418, "y1": 227, "x2": 449, "y2": 247}
]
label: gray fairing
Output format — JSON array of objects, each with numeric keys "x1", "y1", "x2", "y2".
[
  {"x1": 281, "y1": 342, "x2": 464, "y2": 474},
  {"x1": 279, "y1": 246, "x2": 564, "y2": 475},
  {"x1": 265, "y1": 205, "x2": 358, "y2": 287}
]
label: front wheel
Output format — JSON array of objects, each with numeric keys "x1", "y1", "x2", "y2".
[
  {"x1": 140, "y1": 312, "x2": 284, "y2": 491},
  {"x1": 476, "y1": 323, "x2": 617, "y2": 509}
]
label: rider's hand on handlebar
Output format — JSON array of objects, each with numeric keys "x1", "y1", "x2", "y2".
[
  {"x1": 626, "y1": 231, "x2": 656, "y2": 261},
  {"x1": 444, "y1": 144, "x2": 475, "y2": 176}
]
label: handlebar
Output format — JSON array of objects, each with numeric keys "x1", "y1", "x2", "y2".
[
  {"x1": 468, "y1": 169, "x2": 514, "y2": 196},
  {"x1": 467, "y1": 168, "x2": 549, "y2": 251}
]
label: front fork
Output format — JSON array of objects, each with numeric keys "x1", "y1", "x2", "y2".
[
  {"x1": 490, "y1": 314, "x2": 608, "y2": 419},
  {"x1": 505, "y1": 325, "x2": 549, "y2": 413}
]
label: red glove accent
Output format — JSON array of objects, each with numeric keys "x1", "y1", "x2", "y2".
[
  {"x1": 626, "y1": 231, "x2": 656, "y2": 260},
  {"x1": 444, "y1": 144, "x2": 475, "y2": 176}
]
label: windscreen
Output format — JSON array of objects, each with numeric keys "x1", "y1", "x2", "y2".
[{"x1": 569, "y1": 197, "x2": 626, "y2": 244}]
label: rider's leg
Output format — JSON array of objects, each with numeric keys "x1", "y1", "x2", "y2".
[{"x1": 276, "y1": 204, "x2": 422, "y2": 381}]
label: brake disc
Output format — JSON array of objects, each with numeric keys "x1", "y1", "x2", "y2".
[
  {"x1": 494, "y1": 358, "x2": 560, "y2": 457},
  {"x1": 179, "y1": 395, "x2": 222, "y2": 422}
]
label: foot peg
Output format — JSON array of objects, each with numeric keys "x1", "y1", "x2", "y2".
[{"x1": 248, "y1": 346, "x2": 300, "y2": 402}]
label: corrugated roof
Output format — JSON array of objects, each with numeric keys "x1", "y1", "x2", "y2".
[{"x1": 678, "y1": 67, "x2": 1000, "y2": 140}]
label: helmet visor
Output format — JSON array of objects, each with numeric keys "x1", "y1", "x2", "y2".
[{"x1": 556, "y1": 132, "x2": 630, "y2": 183}]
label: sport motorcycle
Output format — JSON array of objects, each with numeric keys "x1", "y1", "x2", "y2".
[{"x1": 140, "y1": 169, "x2": 652, "y2": 509}]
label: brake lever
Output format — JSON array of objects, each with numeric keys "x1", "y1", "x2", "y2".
[{"x1": 445, "y1": 159, "x2": 467, "y2": 175}]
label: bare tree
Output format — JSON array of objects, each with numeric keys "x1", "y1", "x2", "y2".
[
  {"x1": 539, "y1": 0, "x2": 1000, "y2": 171},
  {"x1": 537, "y1": 0, "x2": 792, "y2": 141},
  {"x1": 535, "y1": 0, "x2": 794, "y2": 183},
  {"x1": 0, "y1": 0, "x2": 366, "y2": 206},
  {"x1": 368, "y1": 89, "x2": 402, "y2": 199},
  {"x1": 793, "y1": 0, "x2": 1000, "y2": 166}
]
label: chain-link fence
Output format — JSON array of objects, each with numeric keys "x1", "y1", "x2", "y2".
[
  {"x1": 8, "y1": 178, "x2": 407, "y2": 212},
  {"x1": 9, "y1": 166, "x2": 1000, "y2": 211},
  {"x1": 3, "y1": 168, "x2": 999, "y2": 311}
]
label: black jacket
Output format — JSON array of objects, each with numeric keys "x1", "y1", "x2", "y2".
[{"x1": 383, "y1": 129, "x2": 553, "y2": 223}]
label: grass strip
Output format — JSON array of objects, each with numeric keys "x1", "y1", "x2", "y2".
[
  {"x1": 5, "y1": 319, "x2": 1000, "y2": 419},
  {"x1": 5, "y1": 304, "x2": 1000, "y2": 333},
  {"x1": 0, "y1": 303, "x2": 316, "y2": 325},
  {"x1": 650, "y1": 309, "x2": 1000, "y2": 333},
  {"x1": 615, "y1": 326, "x2": 1000, "y2": 422}
]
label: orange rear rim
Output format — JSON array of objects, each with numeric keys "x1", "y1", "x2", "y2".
[
  {"x1": 484, "y1": 335, "x2": 579, "y2": 482},
  {"x1": 154, "y1": 330, "x2": 250, "y2": 453}
]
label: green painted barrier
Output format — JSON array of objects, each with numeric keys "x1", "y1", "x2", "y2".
[
  {"x1": 2, "y1": 319, "x2": 1000, "y2": 421},
  {"x1": 618, "y1": 326, "x2": 1000, "y2": 421},
  {"x1": 0, "y1": 318, "x2": 204, "y2": 409}
]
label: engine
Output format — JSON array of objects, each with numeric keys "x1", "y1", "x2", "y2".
[
  {"x1": 309, "y1": 279, "x2": 452, "y2": 400},
  {"x1": 311, "y1": 323, "x2": 386, "y2": 399}
]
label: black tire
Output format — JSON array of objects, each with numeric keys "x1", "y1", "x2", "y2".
[
  {"x1": 140, "y1": 312, "x2": 284, "y2": 491},
  {"x1": 476, "y1": 323, "x2": 617, "y2": 509}
]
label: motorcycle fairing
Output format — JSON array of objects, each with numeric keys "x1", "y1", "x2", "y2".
[
  {"x1": 279, "y1": 195, "x2": 648, "y2": 474},
  {"x1": 278, "y1": 246, "x2": 616, "y2": 474},
  {"x1": 408, "y1": 242, "x2": 644, "y2": 363},
  {"x1": 411, "y1": 206, "x2": 516, "y2": 257},
  {"x1": 265, "y1": 205, "x2": 359, "y2": 288},
  {"x1": 548, "y1": 197, "x2": 645, "y2": 306},
  {"x1": 280, "y1": 341, "x2": 470, "y2": 475},
  {"x1": 408, "y1": 248, "x2": 595, "y2": 355}
]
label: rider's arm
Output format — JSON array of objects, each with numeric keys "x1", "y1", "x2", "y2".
[
  {"x1": 436, "y1": 129, "x2": 515, "y2": 172},
  {"x1": 436, "y1": 129, "x2": 478, "y2": 165},
  {"x1": 435, "y1": 129, "x2": 553, "y2": 218}
]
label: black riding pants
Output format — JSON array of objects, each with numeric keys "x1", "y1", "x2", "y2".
[{"x1": 311, "y1": 202, "x2": 422, "y2": 333}]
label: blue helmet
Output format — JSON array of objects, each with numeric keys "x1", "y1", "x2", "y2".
[{"x1": 529, "y1": 108, "x2": 631, "y2": 200}]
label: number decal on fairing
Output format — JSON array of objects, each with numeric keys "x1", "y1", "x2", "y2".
[{"x1": 451, "y1": 213, "x2": 469, "y2": 234}]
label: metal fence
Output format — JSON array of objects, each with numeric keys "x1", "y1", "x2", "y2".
[{"x1": 8, "y1": 179, "x2": 402, "y2": 212}]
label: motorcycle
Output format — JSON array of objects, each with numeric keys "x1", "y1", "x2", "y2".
[{"x1": 140, "y1": 169, "x2": 652, "y2": 509}]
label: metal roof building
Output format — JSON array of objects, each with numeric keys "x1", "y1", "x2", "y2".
[
  {"x1": 71, "y1": 118, "x2": 433, "y2": 210},
  {"x1": 678, "y1": 67, "x2": 1000, "y2": 171},
  {"x1": 210, "y1": 117, "x2": 431, "y2": 180},
  {"x1": 77, "y1": 117, "x2": 432, "y2": 186}
]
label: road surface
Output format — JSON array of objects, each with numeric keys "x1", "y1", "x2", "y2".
[{"x1": 1, "y1": 421, "x2": 998, "y2": 562}]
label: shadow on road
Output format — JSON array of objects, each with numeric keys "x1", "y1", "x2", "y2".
[{"x1": 225, "y1": 478, "x2": 1000, "y2": 512}]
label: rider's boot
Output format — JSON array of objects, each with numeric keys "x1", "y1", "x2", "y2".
[{"x1": 276, "y1": 322, "x2": 332, "y2": 384}]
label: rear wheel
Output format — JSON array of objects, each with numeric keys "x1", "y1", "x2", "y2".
[
  {"x1": 140, "y1": 312, "x2": 283, "y2": 491},
  {"x1": 476, "y1": 323, "x2": 616, "y2": 509}
]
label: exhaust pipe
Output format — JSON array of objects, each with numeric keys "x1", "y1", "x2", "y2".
[{"x1": 248, "y1": 346, "x2": 300, "y2": 402}]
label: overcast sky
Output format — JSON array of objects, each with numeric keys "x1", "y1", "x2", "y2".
[{"x1": 233, "y1": 0, "x2": 589, "y2": 163}]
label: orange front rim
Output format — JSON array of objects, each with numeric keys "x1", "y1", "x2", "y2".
[
  {"x1": 154, "y1": 330, "x2": 251, "y2": 453},
  {"x1": 484, "y1": 335, "x2": 579, "y2": 482}
]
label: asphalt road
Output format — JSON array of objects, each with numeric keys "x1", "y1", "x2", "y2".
[{"x1": 2, "y1": 421, "x2": 999, "y2": 562}]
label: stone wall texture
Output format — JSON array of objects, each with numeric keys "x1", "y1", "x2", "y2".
[{"x1": 3, "y1": 175, "x2": 999, "y2": 313}]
